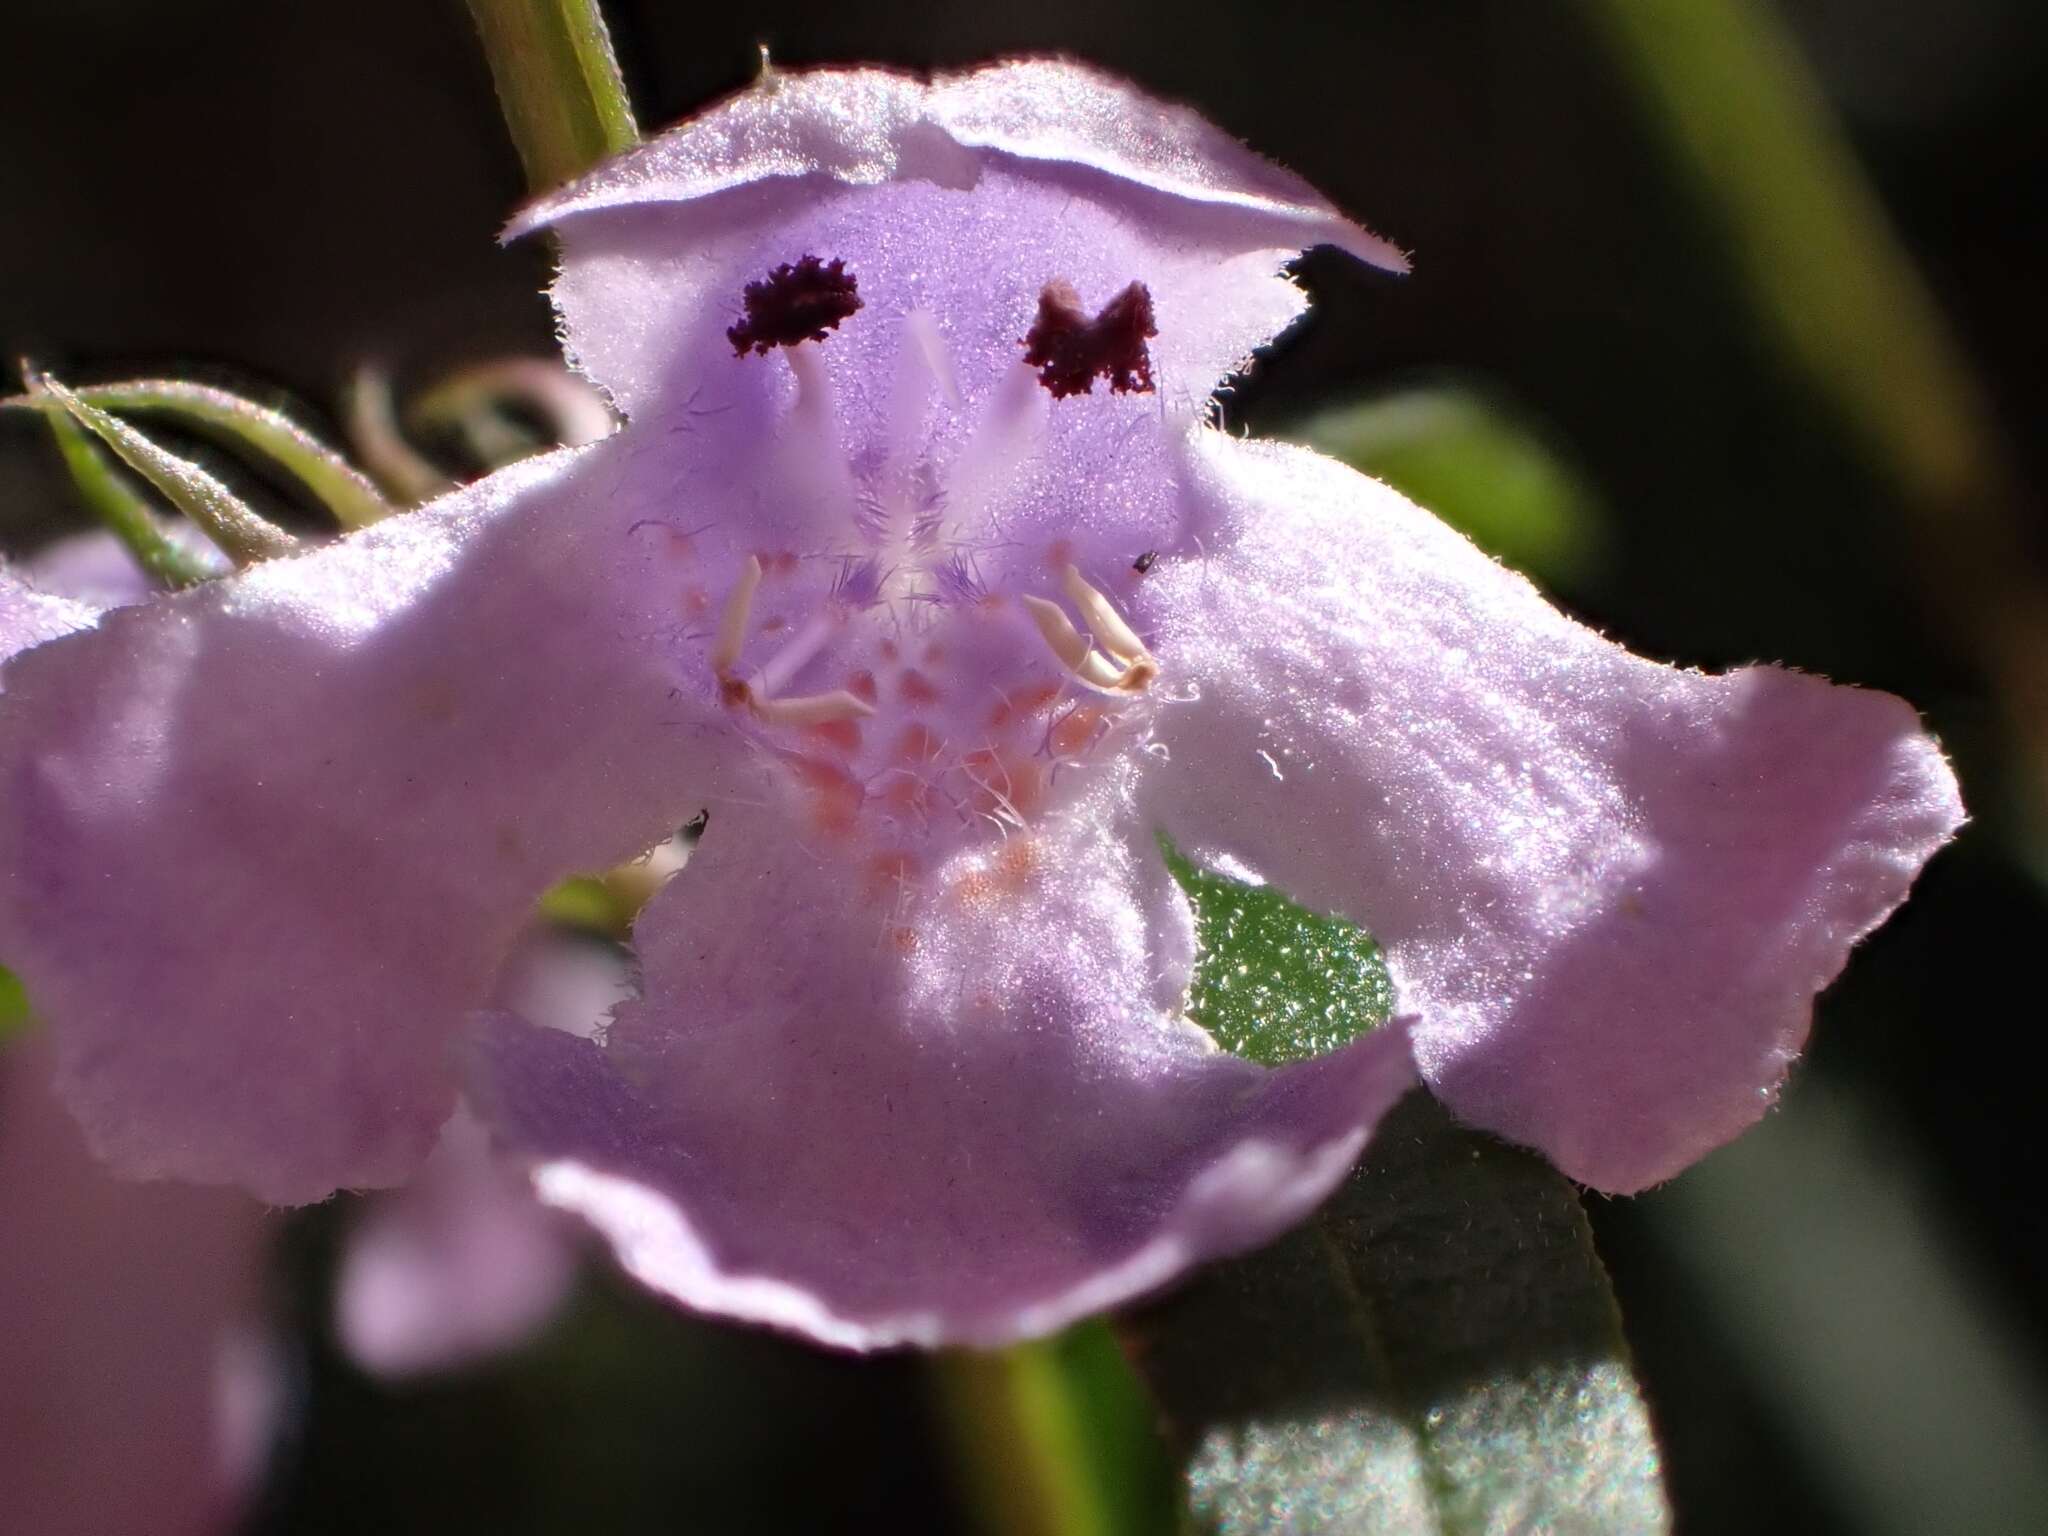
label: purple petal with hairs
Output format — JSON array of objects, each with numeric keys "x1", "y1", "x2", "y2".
[{"x1": 0, "y1": 62, "x2": 1960, "y2": 1352}]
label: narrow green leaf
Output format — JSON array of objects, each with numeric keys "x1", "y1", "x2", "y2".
[
  {"x1": 1129, "y1": 856, "x2": 1669, "y2": 1533},
  {"x1": 934, "y1": 1321, "x2": 1179, "y2": 1536},
  {"x1": 0, "y1": 964, "x2": 31, "y2": 1049},
  {"x1": 1288, "y1": 390, "x2": 1607, "y2": 589},
  {"x1": 39, "y1": 378, "x2": 297, "y2": 567},
  {"x1": 19, "y1": 381, "x2": 217, "y2": 589},
  {"x1": 466, "y1": 0, "x2": 639, "y2": 195},
  {"x1": 45, "y1": 380, "x2": 393, "y2": 529}
]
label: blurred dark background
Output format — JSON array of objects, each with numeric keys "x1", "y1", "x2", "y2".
[{"x1": 4, "y1": 1, "x2": 2045, "y2": 1531}]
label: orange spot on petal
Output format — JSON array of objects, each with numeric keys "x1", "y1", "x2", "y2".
[
  {"x1": 990, "y1": 680, "x2": 1062, "y2": 730},
  {"x1": 898, "y1": 669, "x2": 941, "y2": 706},
  {"x1": 847, "y1": 669, "x2": 879, "y2": 703},
  {"x1": 805, "y1": 718, "x2": 863, "y2": 754},
  {"x1": 895, "y1": 723, "x2": 943, "y2": 765},
  {"x1": 1050, "y1": 706, "x2": 1105, "y2": 758}
]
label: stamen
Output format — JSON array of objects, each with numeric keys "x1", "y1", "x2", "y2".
[
  {"x1": 728, "y1": 256, "x2": 862, "y2": 356},
  {"x1": 751, "y1": 610, "x2": 842, "y2": 699},
  {"x1": 711, "y1": 555, "x2": 763, "y2": 675},
  {"x1": 948, "y1": 362, "x2": 1043, "y2": 527},
  {"x1": 1061, "y1": 564, "x2": 1147, "y2": 665},
  {"x1": 1022, "y1": 587, "x2": 1160, "y2": 696},
  {"x1": 751, "y1": 690, "x2": 875, "y2": 728},
  {"x1": 1020, "y1": 279, "x2": 1157, "y2": 398},
  {"x1": 1020, "y1": 594, "x2": 1092, "y2": 672}
]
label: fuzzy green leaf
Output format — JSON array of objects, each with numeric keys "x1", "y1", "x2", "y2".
[
  {"x1": 1130, "y1": 857, "x2": 1669, "y2": 1533},
  {"x1": 38, "y1": 378, "x2": 296, "y2": 566},
  {"x1": 19, "y1": 383, "x2": 218, "y2": 588},
  {"x1": 47, "y1": 380, "x2": 393, "y2": 529}
]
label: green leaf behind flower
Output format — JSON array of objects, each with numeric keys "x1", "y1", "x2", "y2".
[
  {"x1": 0, "y1": 964, "x2": 31, "y2": 1049},
  {"x1": 1288, "y1": 389, "x2": 1608, "y2": 589},
  {"x1": 1124, "y1": 853, "x2": 1670, "y2": 1534}
]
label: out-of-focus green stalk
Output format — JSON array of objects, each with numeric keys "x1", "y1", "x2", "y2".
[
  {"x1": 933, "y1": 1322, "x2": 1178, "y2": 1536},
  {"x1": 466, "y1": 0, "x2": 638, "y2": 195},
  {"x1": 1583, "y1": 0, "x2": 2048, "y2": 842}
]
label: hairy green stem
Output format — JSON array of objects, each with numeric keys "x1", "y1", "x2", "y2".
[{"x1": 466, "y1": 0, "x2": 638, "y2": 194}]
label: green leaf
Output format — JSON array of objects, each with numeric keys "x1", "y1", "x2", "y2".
[
  {"x1": 44, "y1": 380, "x2": 394, "y2": 529},
  {"x1": 17, "y1": 379, "x2": 218, "y2": 589},
  {"x1": 1161, "y1": 839, "x2": 1393, "y2": 1064},
  {"x1": 934, "y1": 1321, "x2": 1179, "y2": 1536},
  {"x1": 1287, "y1": 390, "x2": 1607, "y2": 589},
  {"x1": 38, "y1": 377, "x2": 297, "y2": 567},
  {"x1": 466, "y1": 0, "x2": 639, "y2": 195},
  {"x1": 1129, "y1": 857, "x2": 1669, "y2": 1533},
  {"x1": 1123, "y1": 1096, "x2": 1669, "y2": 1534},
  {"x1": 0, "y1": 964, "x2": 31, "y2": 1049}
]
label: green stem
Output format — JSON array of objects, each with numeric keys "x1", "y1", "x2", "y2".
[
  {"x1": 1582, "y1": 0, "x2": 2048, "y2": 845},
  {"x1": 931, "y1": 1321, "x2": 1178, "y2": 1536},
  {"x1": 466, "y1": 0, "x2": 639, "y2": 194}
]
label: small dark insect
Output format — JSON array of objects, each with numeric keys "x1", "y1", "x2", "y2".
[
  {"x1": 680, "y1": 809, "x2": 711, "y2": 842},
  {"x1": 1132, "y1": 550, "x2": 1158, "y2": 574},
  {"x1": 727, "y1": 255, "x2": 862, "y2": 356}
]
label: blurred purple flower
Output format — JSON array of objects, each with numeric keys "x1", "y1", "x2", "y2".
[
  {"x1": 2, "y1": 572, "x2": 274, "y2": 1536},
  {"x1": 5, "y1": 550, "x2": 587, "y2": 1380},
  {"x1": 0, "y1": 63, "x2": 1961, "y2": 1349}
]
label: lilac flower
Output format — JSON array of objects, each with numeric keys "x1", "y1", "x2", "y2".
[
  {"x1": 6, "y1": 551, "x2": 586, "y2": 1380},
  {"x1": 3, "y1": 573, "x2": 276, "y2": 1535},
  {"x1": 336, "y1": 927, "x2": 627, "y2": 1377},
  {"x1": 0, "y1": 63, "x2": 1961, "y2": 1349},
  {"x1": 0, "y1": 1033, "x2": 275, "y2": 1536}
]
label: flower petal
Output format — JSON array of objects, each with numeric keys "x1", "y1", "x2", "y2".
[
  {"x1": 1, "y1": 565, "x2": 97, "y2": 662},
  {"x1": 336, "y1": 1107, "x2": 580, "y2": 1378},
  {"x1": 19, "y1": 519, "x2": 228, "y2": 609},
  {"x1": 1134, "y1": 434, "x2": 1964, "y2": 1193},
  {"x1": 0, "y1": 444, "x2": 741, "y2": 1203},
  {"x1": 335, "y1": 928, "x2": 628, "y2": 1377},
  {"x1": 472, "y1": 781, "x2": 1416, "y2": 1349},
  {"x1": 1, "y1": 1039, "x2": 274, "y2": 1535},
  {"x1": 514, "y1": 61, "x2": 1400, "y2": 419}
]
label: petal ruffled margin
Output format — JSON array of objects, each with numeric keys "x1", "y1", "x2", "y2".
[
  {"x1": 0, "y1": 443, "x2": 739, "y2": 1203},
  {"x1": 472, "y1": 782, "x2": 1416, "y2": 1349},
  {"x1": 1135, "y1": 434, "x2": 1964, "y2": 1193},
  {"x1": 512, "y1": 60, "x2": 1402, "y2": 419}
]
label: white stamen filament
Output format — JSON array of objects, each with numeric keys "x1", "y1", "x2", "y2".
[
  {"x1": 904, "y1": 309, "x2": 962, "y2": 410},
  {"x1": 784, "y1": 342, "x2": 833, "y2": 417},
  {"x1": 711, "y1": 554, "x2": 763, "y2": 674},
  {"x1": 1061, "y1": 564, "x2": 1148, "y2": 665},
  {"x1": 1023, "y1": 573, "x2": 1160, "y2": 695},
  {"x1": 947, "y1": 362, "x2": 1043, "y2": 529},
  {"x1": 750, "y1": 689, "x2": 875, "y2": 727},
  {"x1": 1021, "y1": 594, "x2": 1093, "y2": 672},
  {"x1": 750, "y1": 609, "x2": 842, "y2": 699}
]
